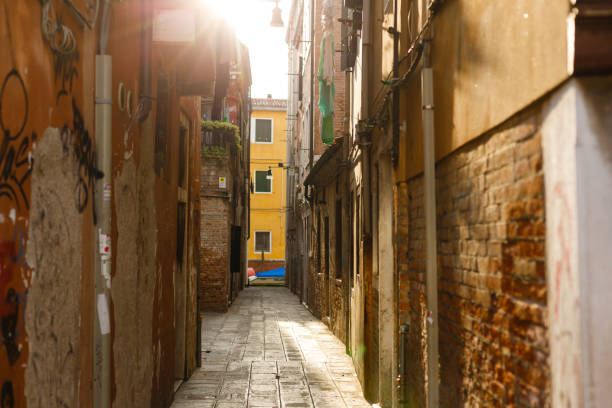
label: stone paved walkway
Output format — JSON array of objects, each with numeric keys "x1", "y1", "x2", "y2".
[{"x1": 171, "y1": 286, "x2": 372, "y2": 408}]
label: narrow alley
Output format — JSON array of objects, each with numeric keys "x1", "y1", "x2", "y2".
[
  {"x1": 172, "y1": 287, "x2": 371, "y2": 408},
  {"x1": 2, "y1": 0, "x2": 612, "y2": 407}
]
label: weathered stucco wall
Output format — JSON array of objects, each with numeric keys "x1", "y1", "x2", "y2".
[
  {"x1": 1, "y1": 1, "x2": 203, "y2": 407},
  {"x1": 25, "y1": 128, "x2": 85, "y2": 407},
  {"x1": 1, "y1": 1, "x2": 97, "y2": 406},
  {"x1": 390, "y1": 0, "x2": 572, "y2": 179},
  {"x1": 542, "y1": 76, "x2": 612, "y2": 408}
]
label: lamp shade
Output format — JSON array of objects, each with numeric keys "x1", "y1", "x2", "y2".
[{"x1": 270, "y1": 5, "x2": 284, "y2": 27}]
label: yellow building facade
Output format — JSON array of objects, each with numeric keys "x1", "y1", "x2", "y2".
[{"x1": 248, "y1": 98, "x2": 287, "y2": 271}]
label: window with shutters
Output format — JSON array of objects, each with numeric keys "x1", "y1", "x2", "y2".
[
  {"x1": 202, "y1": 129, "x2": 224, "y2": 147},
  {"x1": 178, "y1": 124, "x2": 187, "y2": 188},
  {"x1": 252, "y1": 118, "x2": 273, "y2": 143},
  {"x1": 254, "y1": 231, "x2": 271, "y2": 253},
  {"x1": 155, "y1": 76, "x2": 169, "y2": 179},
  {"x1": 335, "y1": 199, "x2": 343, "y2": 280},
  {"x1": 298, "y1": 57, "x2": 304, "y2": 101},
  {"x1": 254, "y1": 170, "x2": 272, "y2": 193},
  {"x1": 324, "y1": 216, "x2": 329, "y2": 277}
]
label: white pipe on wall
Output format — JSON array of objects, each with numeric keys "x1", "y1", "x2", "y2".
[{"x1": 94, "y1": 54, "x2": 112, "y2": 408}]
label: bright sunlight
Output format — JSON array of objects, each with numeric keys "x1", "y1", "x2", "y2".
[{"x1": 203, "y1": 0, "x2": 291, "y2": 99}]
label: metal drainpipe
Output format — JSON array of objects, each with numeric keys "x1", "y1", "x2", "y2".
[
  {"x1": 392, "y1": 0, "x2": 399, "y2": 166},
  {"x1": 343, "y1": 68, "x2": 351, "y2": 355},
  {"x1": 361, "y1": 0, "x2": 371, "y2": 239},
  {"x1": 399, "y1": 323, "x2": 409, "y2": 406},
  {"x1": 94, "y1": 54, "x2": 112, "y2": 408},
  {"x1": 422, "y1": 39, "x2": 440, "y2": 408},
  {"x1": 138, "y1": 0, "x2": 153, "y2": 123},
  {"x1": 93, "y1": 1, "x2": 113, "y2": 406},
  {"x1": 309, "y1": 0, "x2": 315, "y2": 170}
]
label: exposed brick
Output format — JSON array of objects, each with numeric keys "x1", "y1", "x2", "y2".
[{"x1": 398, "y1": 109, "x2": 549, "y2": 407}]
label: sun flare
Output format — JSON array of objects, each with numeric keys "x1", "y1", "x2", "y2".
[{"x1": 202, "y1": 0, "x2": 290, "y2": 99}]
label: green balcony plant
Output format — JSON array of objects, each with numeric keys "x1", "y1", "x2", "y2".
[{"x1": 201, "y1": 120, "x2": 241, "y2": 157}]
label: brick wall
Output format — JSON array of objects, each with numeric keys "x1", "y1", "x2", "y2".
[
  {"x1": 329, "y1": 281, "x2": 346, "y2": 344},
  {"x1": 398, "y1": 109, "x2": 549, "y2": 407},
  {"x1": 304, "y1": 184, "x2": 347, "y2": 344},
  {"x1": 200, "y1": 151, "x2": 246, "y2": 312},
  {"x1": 313, "y1": 0, "x2": 346, "y2": 155},
  {"x1": 200, "y1": 155, "x2": 233, "y2": 193},
  {"x1": 200, "y1": 193, "x2": 230, "y2": 312}
]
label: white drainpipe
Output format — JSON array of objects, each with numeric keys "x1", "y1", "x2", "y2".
[{"x1": 94, "y1": 54, "x2": 112, "y2": 408}]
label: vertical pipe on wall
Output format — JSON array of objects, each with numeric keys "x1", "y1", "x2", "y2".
[
  {"x1": 94, "y1": 54, "x2": 112, "y2": 408},
  {"x1": 138, "y1": 0, "x2": 153, "y2": 123},
  {"x1": 399, "y1": 323, "x2": 409, "y2": 405},
  {"x1": 361, "y1": 0, "x2": 371, "y2": 237},
  {"x1": 309, "y1": 0, "x2": 315, "y2": 169},
  {"x1": 391, "y1": 0, "x2": 399, "y2": 166},
  {"x1": 421, "y1": 41, "x2": 440, "y2": 408},
  {"x1": 343, "y1": 67, "x2": 352, "y2": 352}
]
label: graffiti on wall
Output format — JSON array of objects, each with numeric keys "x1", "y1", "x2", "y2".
[
  {"x1": 0, "y1": 70, "x2": 36, "y2": 210},
  {"x1": 0, "y1": 287, "x2": 20, "y2": 365},
  {"x1": 41, "y1": 0, "x2": 81, "y2": 104},
  {"x1": 53, "y1": 51, "x2": 79, "y2": 104},
  {"x1": 549, "y1": 181, "x2": 582, "y2": 407},
  {"x1": 40, "y1": 0, "x2": 103, "y2": 214},
  {"x1": 0, "y1": 227, "x2": 29, "y2": 369},
  {"x1": 1, "y1": 381, "x2": 14, "y2": 408},
  {"x1": 60, "y1": 99, "x2": 104, "y2": 213},
  {"x1": 0, "y1": 0, "x2": 100, "y2": 404}
]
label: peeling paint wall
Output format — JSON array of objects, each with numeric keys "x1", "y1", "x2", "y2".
[
  {"x1": 112, "y1": 152, "x2": 156, "y2": 408},
  {"x1": 543, "y1": 76, "x2": 612, "y2": 408},
  {"x1": 1, "y1": 1, "x2": 206, "y2": 406},
  {"x1": 25, "y1": 128, "x2": 83, "y2": 407},
  {"x1": 1, "y1": 1, "x2": 97, "y2": 406}
]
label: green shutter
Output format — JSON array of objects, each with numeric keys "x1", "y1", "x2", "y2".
[
  {"x1": 255, "y1": 171, "x2": 271, "y2": 193},
  {"x1": 255, "y1": 119, "x2": 272, "y2": 142}
]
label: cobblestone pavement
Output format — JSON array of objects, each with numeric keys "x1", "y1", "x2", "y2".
[{"x1": 171, "y1": 286, "x2": 372, "y2": 408}]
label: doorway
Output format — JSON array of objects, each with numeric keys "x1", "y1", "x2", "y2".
[
  {"x1": 230, "y1": 225, "x2": 242, "y2": 302},
  {"x1": 174, "y1": 116, "x2": 190, "y2": 384}
]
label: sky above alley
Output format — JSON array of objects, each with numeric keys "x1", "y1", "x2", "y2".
[{"x1": 205, "y1": 0, "x2": 291, "y2": 100}]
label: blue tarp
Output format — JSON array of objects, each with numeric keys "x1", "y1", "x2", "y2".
[{"x1": 256, "y1": 267, "x2": 285, "y2": 278}]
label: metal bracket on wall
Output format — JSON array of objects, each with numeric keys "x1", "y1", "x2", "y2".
[{"x1": 63, "y1": 0, "x2": 99, "y2": 29}]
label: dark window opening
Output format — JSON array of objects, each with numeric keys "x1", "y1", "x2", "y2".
[
  {"x1": 298, "y1": 57, "x2": 304, "y2": 101},
  {"x1": 335, "y1": 199, "x2": 343, "y2": 280},
  {"x1": 254, "y1": 170, "x2": 272, "y2": 193},
  {"x1": 356, "y1": 194, "x2": 360, "y2": 277},
  {"x1": 317, "y1": 214, "x2": 322, "y2": 274},
  {"x1": 255, "y1": 231, "x2": 271, "y2": 253},
  {"x1": 155, "y1": 76, "x2": 169, "y2": 178},
  {"x1": 254, "y1": 118, "x2": 272, "y2": 143},
  {"x1": 176, "y1": 202, "x2": 186, "y2": 263},
  {"x1": 178, "y1": 125, "x2": 187, "y2": 188},
  {"x1": 202, "y1": 130, "x2": 225, "y2": 147},
  {"x1": 350, "y1": 193, "x2": 354, "y2": 285},
  {"x1": 324, "y1": 216, "x2": 330, "y2": 278}
]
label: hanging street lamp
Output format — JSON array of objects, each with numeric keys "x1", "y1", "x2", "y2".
[{"x1": 270, "y1": 0, "x2": 284, "y2": 27}]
